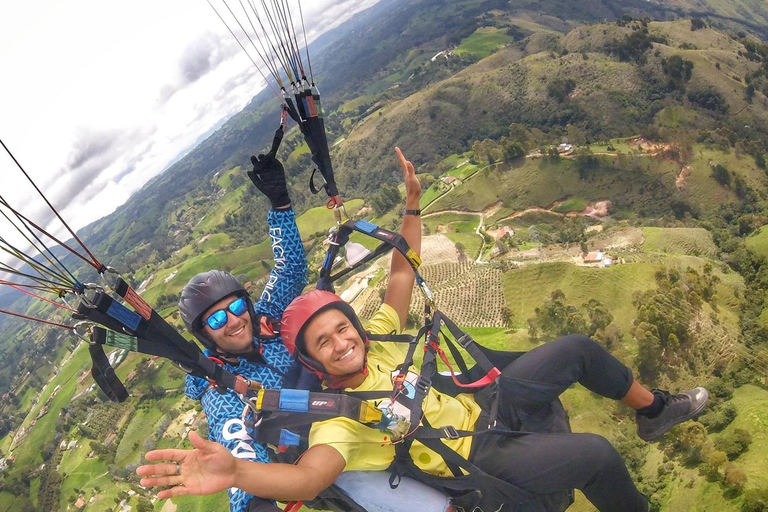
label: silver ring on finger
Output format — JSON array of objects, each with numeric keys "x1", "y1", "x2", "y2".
[{"x1": 174, "y1": 462, "x2": 181, "y2": 476}]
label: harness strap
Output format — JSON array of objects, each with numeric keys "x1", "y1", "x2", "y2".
[
  {"x1": 88, "y1": 341, "x2": 129, "y2": 402},
  {"x1": 318, "y1": 220, "x2": 423, "y2": 292},
  {"x1": 79, "y1": 287, "x2": 252, "y2": 395},
  {"x1": 256, "y1": 389, "x2": 384, "y2": 426},
  {"x1": 367, "y1": 332, "x2": 414, "y2": 343}
]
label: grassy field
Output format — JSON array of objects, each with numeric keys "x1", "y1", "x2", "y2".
[
  {"x1": 552, "y1": 197, "x2": 588, "y2": 213},
  {"x1": 8, "y1": 344, "x2": 90, "y2": 471},
  {"x1": 115, "y1": 406, "x2": 166, "y2": 465},
  {"x1": 435, "y1": 157, "x2": 677, "y2": 215},
  {"x1": 502, "y1": 254, "x2": 738, "y2": 337},
  {"x1": 421, "y1": 184, "x2": 447, "y2": 208},
  {"x1": 58, "y1": 444, "x2": 114, "y2": 511},
  {"x1": 141, "y1": 239, "x2": 275, "y2": 305},
  {"x1": 423, "y1": 212, "x2": 479, "y2": 230},
  {"x1": 681, "y1": 146, "x2": 767, "y2": 213},
  {"x1": 445, "y1": 162, "x2": 479, "y2": 180},
  {"x1": 297, "y1": 199, "x2": 365, "y2": 238},
  {"x1": 441, "y1": 153, "x2": 470, "y2": 169},
  {"x1": 503, "y1": 261, "x2": 658, "y2": 334},
  {"x1": 160, "y1": 493, "x2": 231, "y2": 511},
  {"x1": 194, "y1": 169, "x2": 249, "y2": 236},
  {"x1": 746, "y1": 224, "x2": 768, "y2": 258},
  {"x1": 716, "y1": 384, "x2": 768, "y2": 491},
  {"x1": 641, "y1": 227, "x2": 719, "y2": 259},
  {"x1": 0, "y1": 491, "x2": 17, "y2": 512},
  {"x1": 455, "y1": 27, "x2": 514, "y2": 59}
]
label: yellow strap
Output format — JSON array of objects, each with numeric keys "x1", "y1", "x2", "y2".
[
  {"x1": 405, "y1": 249, "x2": 421, "y2": 268},
  {"x1": 358, "y1": 400, "x2": 384, "y2": 425},
  {"x1": 256, "y1": 389, "x2": 265, "y2": 410}
]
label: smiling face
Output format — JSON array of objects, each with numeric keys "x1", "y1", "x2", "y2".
[
  {"x1": 303, "y1": 308, "x2": 366, "y2": 378},
  {"x1": 201, "y1": 295, "x2": 254, "y2": 355}
]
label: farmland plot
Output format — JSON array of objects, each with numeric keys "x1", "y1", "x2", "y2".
[
  {"x1": 358, "y1": 262, "x2": 506, "y2": 327},
  {"x1": 420, "y1": 234, "x2": 462, "y2": 264},
  {"x1": 411, "y1": 264, "x2": 507, "y2": 327}
]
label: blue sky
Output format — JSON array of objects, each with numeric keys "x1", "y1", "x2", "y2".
[{"x1": 0, "y1": 0, "x2": 379, "y2": 250}]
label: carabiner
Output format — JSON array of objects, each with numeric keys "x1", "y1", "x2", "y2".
[
  {"x1": 73, "y1": 321, "x2": 96, "y2": 345},
  {"x1": 98, "y1": 266, "x2": 121, "y2": 292},
  {"x1": 238, "y1": 394, "x2": 263, "y2": 428}
]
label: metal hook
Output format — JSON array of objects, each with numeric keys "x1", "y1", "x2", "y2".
[
  {"x1": 98, "y1": 266, "x2": 121, "y2": 292},
  {"x1": 72, "y1": 321, "x2": 96, "y2": 345},
  {"x1": 416, "y1": 276, "x2": 436, "y2": 307},
  {"x1": 76, "y1": 291, "x2": 98, "y2": 309},
  {"x1": 238, "y1": 394, "x2": 263, "y2": 428}
]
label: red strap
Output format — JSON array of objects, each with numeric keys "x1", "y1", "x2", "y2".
[
  {"x1": 326, "y1": 195, "x2": 343, "y2": 209},
  {"x1": 283, "y1": 502, "x2": 304, "y2": 512},
  {"x1": 432, "y1": 342, "x2": 501, "y2": 389}
]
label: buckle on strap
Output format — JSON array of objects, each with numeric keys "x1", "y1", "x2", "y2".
[
  {"x1": 442, "y1": 425, "x2": 460, "y2": 439},
  {"x1": 456, "y1": 333, "x2": 472, "y2": 348},
  {"x1": 416, "y1": 375, "x2": 431, "y2": 394}
]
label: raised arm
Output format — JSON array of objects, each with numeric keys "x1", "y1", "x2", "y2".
[
  {"x1": 248, "y1": 155, "x2": 308, "y2": 318},
  {"x1": 137, "y1": 431, "x2": 345, "y2": 502},
  {"x1": 383, "y1": 147, "x2": 422, "y2": 330}
]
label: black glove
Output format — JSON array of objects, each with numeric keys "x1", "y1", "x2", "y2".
[{"x1": 248, "y1": 154, "x2": 291, "y2": 209}]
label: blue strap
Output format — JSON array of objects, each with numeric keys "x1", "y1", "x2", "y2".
[{"x1": 279, "y1": 389, "x2": 310, "y2": 412}]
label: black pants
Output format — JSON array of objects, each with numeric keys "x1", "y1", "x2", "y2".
[
  {"x1": 247, "y1": 497, "x2": 283, "y2": 512},
  {"x1": 469, "y1": 335, "x2": 649, "y2": 512}
]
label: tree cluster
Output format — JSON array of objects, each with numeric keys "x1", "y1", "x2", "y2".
[
  {"x1": 632, "y1": 266, "x2": 720, "y2": 383},
  {"x1": 527, "y1": 290, "x2": 614, "y2": 343}
]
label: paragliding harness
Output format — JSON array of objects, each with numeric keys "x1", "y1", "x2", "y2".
[
  {"x1": 71, "y1": 273, "x2": 265, "y2": 400},
  {"x1": 249, "y1": 219, "x2": 573, "y2": 512}
]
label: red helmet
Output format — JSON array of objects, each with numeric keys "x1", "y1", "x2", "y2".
[{"x1": 282, "y1": 289, "x2": 368, "y2": 383}]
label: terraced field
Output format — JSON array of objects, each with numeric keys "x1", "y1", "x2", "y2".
[{"x1": 358, "y1": 261, "x2": 507, "y2": 328}]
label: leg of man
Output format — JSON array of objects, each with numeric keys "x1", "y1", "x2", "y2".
[
  {"x1": 335, "y1": 471, "x2": 453, "y2": 512},
  {"x1": 474, "y1": 334, "x2": 648, "y2": 511},
  {"x1": 470, "y1": 431, "x2": 648, "y2": 512},
  {"x1": 495, "y1": 334, "x2": 633, "y2": 421}
]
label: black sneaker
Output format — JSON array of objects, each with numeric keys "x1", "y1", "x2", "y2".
[{"x1": 636, "y1": 387, "x2": 709, "y2": 442}]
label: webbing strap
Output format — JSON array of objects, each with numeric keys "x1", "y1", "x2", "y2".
[
  {"x1": 367, "y1": 332, "x2": 414, "y2": 343},
  {"x1": 88, "y1": 342, "x2": 129, "y2": 402},
  {"x1": 80, "y1": 285, "x2": 251, "y2": 395},
  {"x1": 317, "y1": 220, "x2": 422, "y2": 291},
  {"x1": 92, "y1": 326, "x2": 139, "y2": 352},
  {"x1": 432, "y1": 311, "x2": 501, "y2": 388},
  {"x1": 256, "y1": 389, "x2": 384, "y2": 426},
  {"x1": 414, "y1": 433, "x2": 539, "y2": 503}
]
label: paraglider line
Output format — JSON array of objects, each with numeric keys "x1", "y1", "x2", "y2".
[
  {"x1": 207, "y1": 0, "x2": 285, "y2": 100},
  {"x1": 0, "y1": 139, "x2": 104, "y2": 271}
]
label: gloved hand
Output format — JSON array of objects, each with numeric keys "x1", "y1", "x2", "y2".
[{"x1": 248, "y1": 154, "x2": 291, "y2": 209}]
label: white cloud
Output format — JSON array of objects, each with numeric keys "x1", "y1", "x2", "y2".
[{"x1": 0, "y1": 0, "x2": 380, "y2": 269}]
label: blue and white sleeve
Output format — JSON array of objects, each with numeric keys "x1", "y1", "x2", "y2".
[{"x1": 254, "y1": 208, "x2": 307, "y2": 318}]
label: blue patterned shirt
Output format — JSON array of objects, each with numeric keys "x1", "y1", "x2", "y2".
[{"x1": 185, "y1": 208, "x2": 306, "y2": 511}]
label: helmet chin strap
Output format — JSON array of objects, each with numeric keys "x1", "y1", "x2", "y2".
[{"x1": 212, "y1": 335, "x2": 266, "y2": 361}]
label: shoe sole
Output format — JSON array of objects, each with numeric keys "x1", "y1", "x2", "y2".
[{"x1": 638, "y1": 388, "x2": 710, "y2": 442}]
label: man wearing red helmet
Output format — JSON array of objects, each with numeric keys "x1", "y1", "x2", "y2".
[{"x1": 138, "y1": 148, "x2": 707, "y2": 512}]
